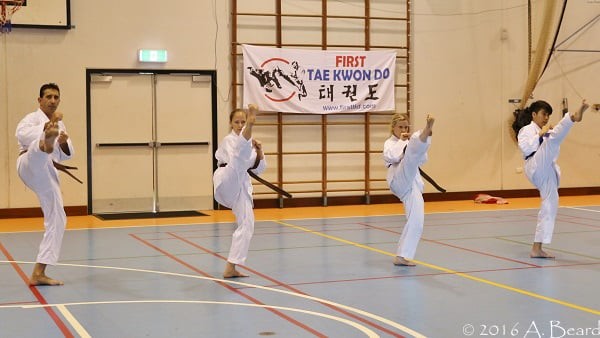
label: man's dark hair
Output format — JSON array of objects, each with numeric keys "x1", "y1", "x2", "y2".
[{"x1": 39, "y1": 83, "x2": 60, "y2": 98}]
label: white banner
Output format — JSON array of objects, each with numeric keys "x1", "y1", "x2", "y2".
[{"x1": 243, "y1": 45, "x2": 397, "y2": 114}]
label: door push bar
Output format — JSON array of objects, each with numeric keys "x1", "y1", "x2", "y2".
[{"x1": 96, "y1": 141, "x2": 209, "y2": 148}]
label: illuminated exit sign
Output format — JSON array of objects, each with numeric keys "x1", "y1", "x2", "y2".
[{"x1": 138, "y1": 49, "x2": 168, "y2": 63}]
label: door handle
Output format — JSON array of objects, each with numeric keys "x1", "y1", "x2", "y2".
[
  {"x1": 97, "y1": 141, "x2": 209, "y2": 148},
  {"x1": 96, "y1": 142, "x2": 154, "y2": 148},
  {"x1": 158, "y1": 142, "x2": 210, "y2": 146}
]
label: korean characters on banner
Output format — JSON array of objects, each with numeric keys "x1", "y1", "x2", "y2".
[{"x1": 243, "y1": 45, "x2": 397, "y2": 114}]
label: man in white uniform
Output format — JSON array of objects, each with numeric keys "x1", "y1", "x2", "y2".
[
  {"x1": 16, "y1": 83, "x2": 74, "y2": 285},
  {"x1": 515, "y1": 99, "x2": 588, "y2": 258},
  {"x1": 384, "y1": 113, "x2": 435, "y2": 266}
]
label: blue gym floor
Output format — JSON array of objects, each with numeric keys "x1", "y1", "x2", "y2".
[{"x1": 1, "y1": 205, "x2": 599, "y2": 337}]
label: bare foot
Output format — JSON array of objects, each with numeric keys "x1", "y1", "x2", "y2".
[
  {"x1": 570, "y1": 100, "x2": 589, "y2": 122},
  {"x1": 30, "y1": 274, "x2": 64, "y2": 286},
  {"x1": 223, "y1": 270, "x2": 249, "y2": 278},
  {"x1": 223, "y1": 262, "x2": 249, "y2": 278},
  {"x1": 419, "y1": 114, "x2": 435, "y2": 142},
  {"x1": 40, "y1": 124, "x2": 59, "y2": 153},
  {"x1": 425, "y1": 114, "x2": 435, "y2": 130},
  {"x1": 242, "y1": 104, "x2": 258, "y2": 140},
  {"x1": 393, "y1": 256, "x2": 416, "y2": 266},
  {"x1": 530, "y1": 250, "x2": 555, "y2": 259},
  {"x1": 247, "y1": 104, "x2": 257, "y2": 125}
]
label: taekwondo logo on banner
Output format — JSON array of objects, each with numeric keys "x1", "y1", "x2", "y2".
[{"x1": 243, "y1": 45, "x2": 397, "y2": 114}]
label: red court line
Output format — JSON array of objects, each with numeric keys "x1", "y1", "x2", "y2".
[
  {"x1": 557, "y1": 213, "x2": 600, "y2": 221},
  {"x1": 283, "y1": 217, "x2": 533, "y2": 229},
  {"x1": 376, "y1": 219, "x2": 529, "y2": 227},
  {"x1": 135, "y1": 226, "x2": 377, "y2": 241},
  {"x1": 258, "y1": 266, "x2": 537, "y2": 287},
  {"x1": 555, "y1": 216, "x2": 600, "y2": 229},
  {"x1": 139, "y1": 219, "x2": 520, "y2": 241},
  {"x1": 526, "y1": 214, "x2": 600, "y2": 229},
  {"x1": 278, "y1": 217, "x2": 523, "y2": 227},
  {"x1": 255, "y1": 261, "x2": 600, "y2": 289},
  {"x1": 0, "y1": 241, "x2": 74, "y2": 338},
  {"x1": 168, "y1": 232, "x2": 406, "y2": 338},
  {"x1": 128, "y1": 234, "x2": 327, "y2": 338},
  {"x1": 358, "y1": 222, "x2": 542, "y2": 267}
]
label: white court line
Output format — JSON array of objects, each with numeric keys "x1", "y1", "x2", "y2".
[
  {"x1": 56, "y1": 304, "x2": 92, "y2": 338},
  {"x1": 23, "y1": 300, "x2": 379, "y2": 338},
  {"x1": 566, "y1": 206, "x2": 600, "y2": 213},
  {"x1": 0, "y1": 260, "x2": 426, "y2": 338}
]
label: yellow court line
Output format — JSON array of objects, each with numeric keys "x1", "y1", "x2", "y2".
[{"x1": 274, "y1": 220, "x2": 600, "y2": 316}]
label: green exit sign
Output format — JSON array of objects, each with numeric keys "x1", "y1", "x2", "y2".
[{"x1": 138, "y1": 49, "x2": 168, "y2": 63}]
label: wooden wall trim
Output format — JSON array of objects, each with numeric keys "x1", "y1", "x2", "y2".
[
  {"x1": 254, "y1": 187, "x2": 600, "y2": 208},
  {"x1": 3, "y1": 187, "x2": 599, "y2": 218},
  {"x1": 0, "y1": 206, "x2": 88, "y2": 219}
]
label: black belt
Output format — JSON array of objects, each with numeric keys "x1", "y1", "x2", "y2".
[
  {"x1": 219, "y1": 160, "x2": 292, "y2": 198},
  {"x1": 388, "y1": 144, "x2": 446, "y2": 193},
  {"x1": 525, "y1": 151, "x2": 536, "y2": 160},
  {"x1": 419, "y1": 168, "x2": 446, "y2": 193},
  {"x1": 19, "y1": 149, "x2": 83, "y2": 184},
  {"x1": 525, "y1": 135, "x2": 545, "y2": 160},
  {"x1": 385, "y1": 162, "x2": 446, "y2": 193}
]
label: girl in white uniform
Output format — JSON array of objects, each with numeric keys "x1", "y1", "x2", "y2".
[
  {"x1": 213, "y1": 104, "x2": 266, "y2": 278},
  {"x1": 383, "y1": 113, "x2": 435, "y2": 266},
  {"x1": 512, "y1": 99, "x2": 588, "y2": 258},
  {"x1": 15, "y1": 83, "x2": 74, "y2": 286}
]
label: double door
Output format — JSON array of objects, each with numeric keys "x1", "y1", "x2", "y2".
[{"x1": 87, "y1": 70, "x2": 216, "y2": 214}]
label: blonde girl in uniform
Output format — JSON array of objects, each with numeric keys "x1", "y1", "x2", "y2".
[
  {"x1": 383, "y1": 113, "x2": 435, "y2": 266},
  {"x1": 213, "y1": 104, "x2": 265, "y2": 278}
]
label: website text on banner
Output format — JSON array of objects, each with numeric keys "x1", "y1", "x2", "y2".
[{"x1": 243, "y1": 45, "x2": 397, "y2": 114}]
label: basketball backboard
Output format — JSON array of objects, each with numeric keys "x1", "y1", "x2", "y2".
[{"x1": 9, "y1": 0, "x2": 70, "y2": 29}]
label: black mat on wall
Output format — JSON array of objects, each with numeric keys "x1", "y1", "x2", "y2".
[{"x1": 94, "y1": 210, "x2": 208, "y2": 220}]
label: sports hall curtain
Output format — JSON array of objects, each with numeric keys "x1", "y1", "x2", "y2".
[
  {"x1": 519, "y1": 0, "x2": 567, "y2": 108},
  {"x1": 243, "y1": 45, "x2": 397, "y2": 114}
]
